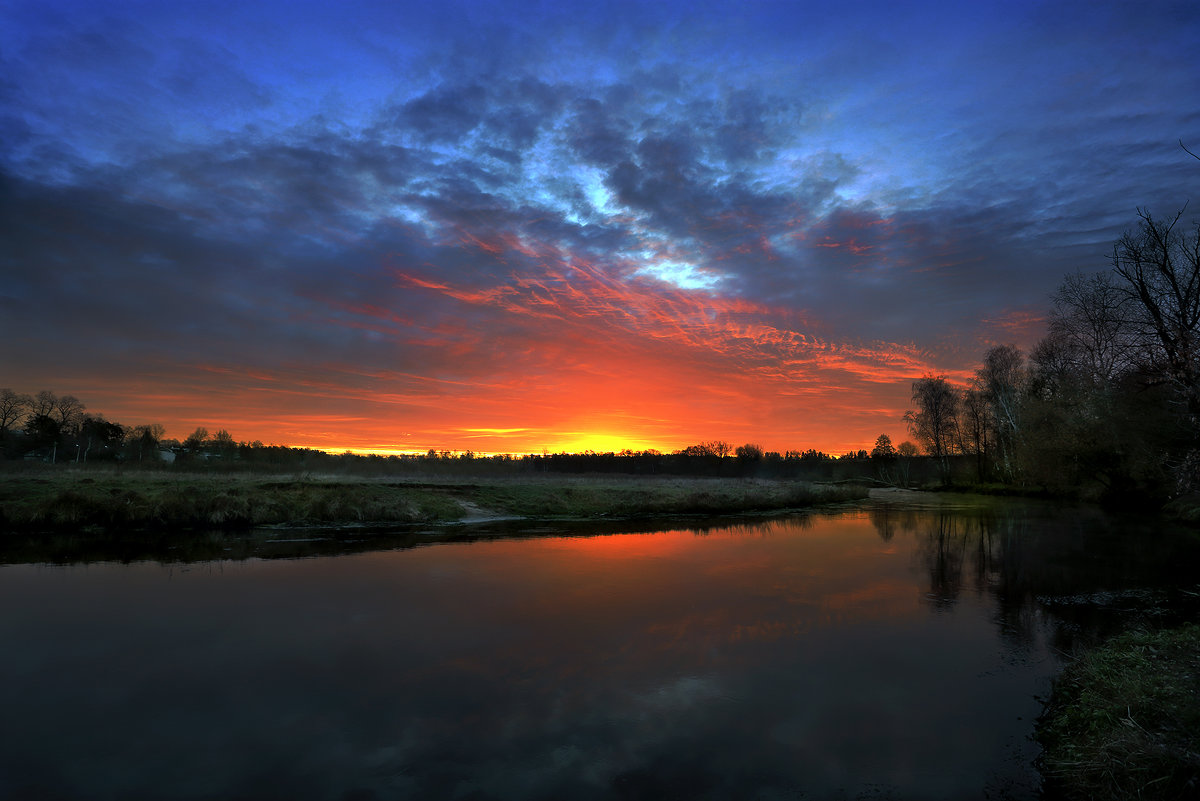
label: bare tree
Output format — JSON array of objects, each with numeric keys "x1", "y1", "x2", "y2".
[
  {"x1": 31, "y1": 390, "x2": 58, "y2": 418},
  {"x1": 978, "y1": 345, "x2": 1027, "y2": 482},
  {"x1": 54, "y1": 394, "x2": 85, "y2": 434},
  {"x1": 1046, "y1": 271, "x2": 1137, "y2": 387},
  {"x1": 905, "y1": 375, "x2": 960, "y2": 484},
  {"x1": 0, "y1": 388, "x2": 32, "y2": 434},
  {"x1": 1111, "y1": 206, "x2": 1200, "y2": 412},
  {"x1": 958, "y1": 388, "x2": 991, "y2": 482}
]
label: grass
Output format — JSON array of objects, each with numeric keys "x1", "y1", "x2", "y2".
[
  {"x1": 0, "y1": 472, "x2": 466, "y2": 530},
  {"x1": 467, "y1": 476, "x2": 862, "y2": 518},
  {"x1": 1037, "y1": 624, "x2": 1200, "y2": 800},
  {"x1": 0, "y1": 469, "x2": 869, "y2": 533}
]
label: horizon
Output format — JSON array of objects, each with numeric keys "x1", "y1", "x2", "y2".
[
  {"x1": 3, "y1": 1, "x2": 1198, "y2": 456},
  {"x1": 1, "y1": 384, "x2": 912, "y2": 458}
]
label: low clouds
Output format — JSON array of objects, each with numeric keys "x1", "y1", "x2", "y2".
[{"x1": 2, "y1": 0, "x2": 1198, "y2": 451}]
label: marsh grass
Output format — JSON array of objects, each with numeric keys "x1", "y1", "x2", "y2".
[
  {"x1": 0, "y1": 472, "x2": 464, "y2": 530},
  {"x1": 0, "y1": 470, "x2": 867, "y2": 533},
  {"x1": 1037, "y1": 624, "x2": 1200, "y2": 800},
  {"x1": 470, "y1": 477, "x2": 863, "y2": 518}
]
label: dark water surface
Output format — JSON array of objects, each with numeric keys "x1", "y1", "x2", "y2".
[{"x1": 2, "y1": 496, "x2": 1198, "y2": 800}]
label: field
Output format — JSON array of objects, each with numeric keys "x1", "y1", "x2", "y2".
[{"x1": 0, "y1": 467, "x2": 869, "y2": 533}]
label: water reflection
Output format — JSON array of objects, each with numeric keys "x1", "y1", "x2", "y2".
[
  {"x1": 1, "y1": 499, "x2": 1197, "y2": 800},
  {"x1": 869, "y1": 497, "x2": 1200, "y2": 653}
]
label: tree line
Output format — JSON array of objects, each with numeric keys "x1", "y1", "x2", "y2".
[
  {"x1": 0, "y1": 390, "x2": 242, "y2": 465},
  {"x1": 905, "y1": 203, "x2": 1200, "y2": 505},
  {"x1": 0, "y1": 390, "x2": 924, "y2": 480}
]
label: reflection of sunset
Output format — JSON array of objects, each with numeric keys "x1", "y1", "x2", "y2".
[{"x1": 452, "y1": 519, "x2": 930, "y2": 637}]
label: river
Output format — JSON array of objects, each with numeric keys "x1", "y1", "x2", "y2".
[{"x1": 2, "y1": 494, "x2": 1197, "y2": 800}]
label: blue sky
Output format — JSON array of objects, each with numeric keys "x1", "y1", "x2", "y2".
[{"x1": 2, "y1": 0, "x2": 1198, "y2": 453}]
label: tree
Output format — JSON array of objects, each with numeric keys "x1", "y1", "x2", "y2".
[
  {"x1": 978, "y1": 345, "x2": 1027, "y2": 482},
  {"x1": 212, "y1": 429, "x2": 236, "y2": 457},
  {"x1": 896, "y1": 440, "x2": 919, "y2": 487},
  {"x1": 184, "y1": 427, "x2": 210, "y2": 452},
  {"x1": 680, "y1": 441, "x2": 732, "y2": 458},
  {"x1": 0, "y1": 388, "x2": 31, "y2": 435},
  {"x1": 54, "y1": 395, "x2": 85, "y2": 434},
  {"x1": 905, "y1": 375, "x2": 960, "y2": 483},
  {"x1": 870, "y1": 434, "x2": 896, "y2": 459},
  {"x1": 30, "y1": 390, "x2": 57, "y2": 418},
  {"x1": 76, "y1": 415, "x2": 125, "y2": 462},
  {"x1": 24, "y1": 414, "x2": 60, "y2": 456},
  {"x1": 958, "y1": 388, "x2": 991, "y2": 482},
  {"x1": 735, "y1": 443, "x2": 764, "y2": 461},
  {"x1": 130, "y1": 423, "x2": 166, "y2": 462},
  {"x1": 1111, "y1": 206, "x2": 1200, "y2": 413},
  {"x1": 1045, "y1": 271, "x2": 1136, "y2": 388}
]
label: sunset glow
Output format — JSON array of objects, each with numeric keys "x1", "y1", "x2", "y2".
[{"x1": 3, "y1": 1, "x2": 1197, "y2": 454}]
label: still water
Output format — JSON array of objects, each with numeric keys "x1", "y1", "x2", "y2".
[{"x1": 2, "y1": 496, "x2": 1197, "y2": 800}]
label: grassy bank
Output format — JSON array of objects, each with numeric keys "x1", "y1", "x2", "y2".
[
  {"x1": 1037, "y1": 624, "x2": 1200, "y2": 800},
  {"x1": 0, "y1": 470, "x2": 868, "y2": 533}
]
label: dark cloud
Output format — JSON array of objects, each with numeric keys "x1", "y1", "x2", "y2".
[{"x1": 399, "y1": 84, "x2": 490, "y2": 143}]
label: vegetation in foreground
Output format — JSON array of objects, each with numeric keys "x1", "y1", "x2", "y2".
[
  {"x1": 0, "y1": 470, "x2": 868, "y2": 533},
  {"x1": 1037, "y1": 624, "x2": 1200, "y2": 800}
]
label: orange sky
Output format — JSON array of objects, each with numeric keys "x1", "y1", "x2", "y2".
[{"x1": 46, "y1": 228, "x2": 1043, "y2": 456}]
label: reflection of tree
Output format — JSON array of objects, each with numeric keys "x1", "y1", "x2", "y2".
[
  {"x1": 867, "y1": 505, "x2": 923, "y2": 544},
  {"x1": 868, "y1": 506, "x2": 896, "y2": 542},
  {"x1": 919, "y1": 514, "x2": 967, "y2": 609},
  {"x1": 866, "y1": 500, "x2": 1200, "y2": 654}
]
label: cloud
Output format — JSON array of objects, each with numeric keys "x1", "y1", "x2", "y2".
[{"x1": 2, "y1": 0, "x2": 1198, "y2": 451}]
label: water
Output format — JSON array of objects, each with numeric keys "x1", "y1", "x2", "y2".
[{"x1": 2, "y1": 496, "x2": 1197, "y2": 800}]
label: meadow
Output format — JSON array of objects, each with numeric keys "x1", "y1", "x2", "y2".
[{"x1": 0, "y1": 467, "x2": 869, "y2": 533}]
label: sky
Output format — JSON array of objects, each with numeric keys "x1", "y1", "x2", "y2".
[{"x1": 2, "y1": 0, "x2": 1198, "y2": 455}]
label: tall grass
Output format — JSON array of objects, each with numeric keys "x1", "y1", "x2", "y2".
[{"x1": 1037, "y1": 624, "x2": 1200, "y2": 800}]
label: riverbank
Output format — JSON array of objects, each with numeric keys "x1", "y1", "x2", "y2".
[
  {"x1": 1037, "y1": 624, "x2": 1200, "y2": 800},
  {"x1": 0, "y1": 470, "x2": 869, "y2": 533}
]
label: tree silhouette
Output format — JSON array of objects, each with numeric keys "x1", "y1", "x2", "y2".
[
  {"x1": 870, "y1": 433, "x2": 896, "y2": 459},
  {"x1": 1111, "y1": 207, "x2": 1200, "y2": 414},
  {"x1": 24, "y1": 414, "x2": 60, "y2": 454},
  {"x1": 905, "y1": 376, "x2": 959, "y2": 483},
  {"x1": 184, "y1": 427, "x2": 210, "y2": 453},
  {"x1": 0, "y1": 388, "x2": 31, "y2": 435},
  {"x1": 735, "y1": 443, "x2": 764, "y2": 461}
]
